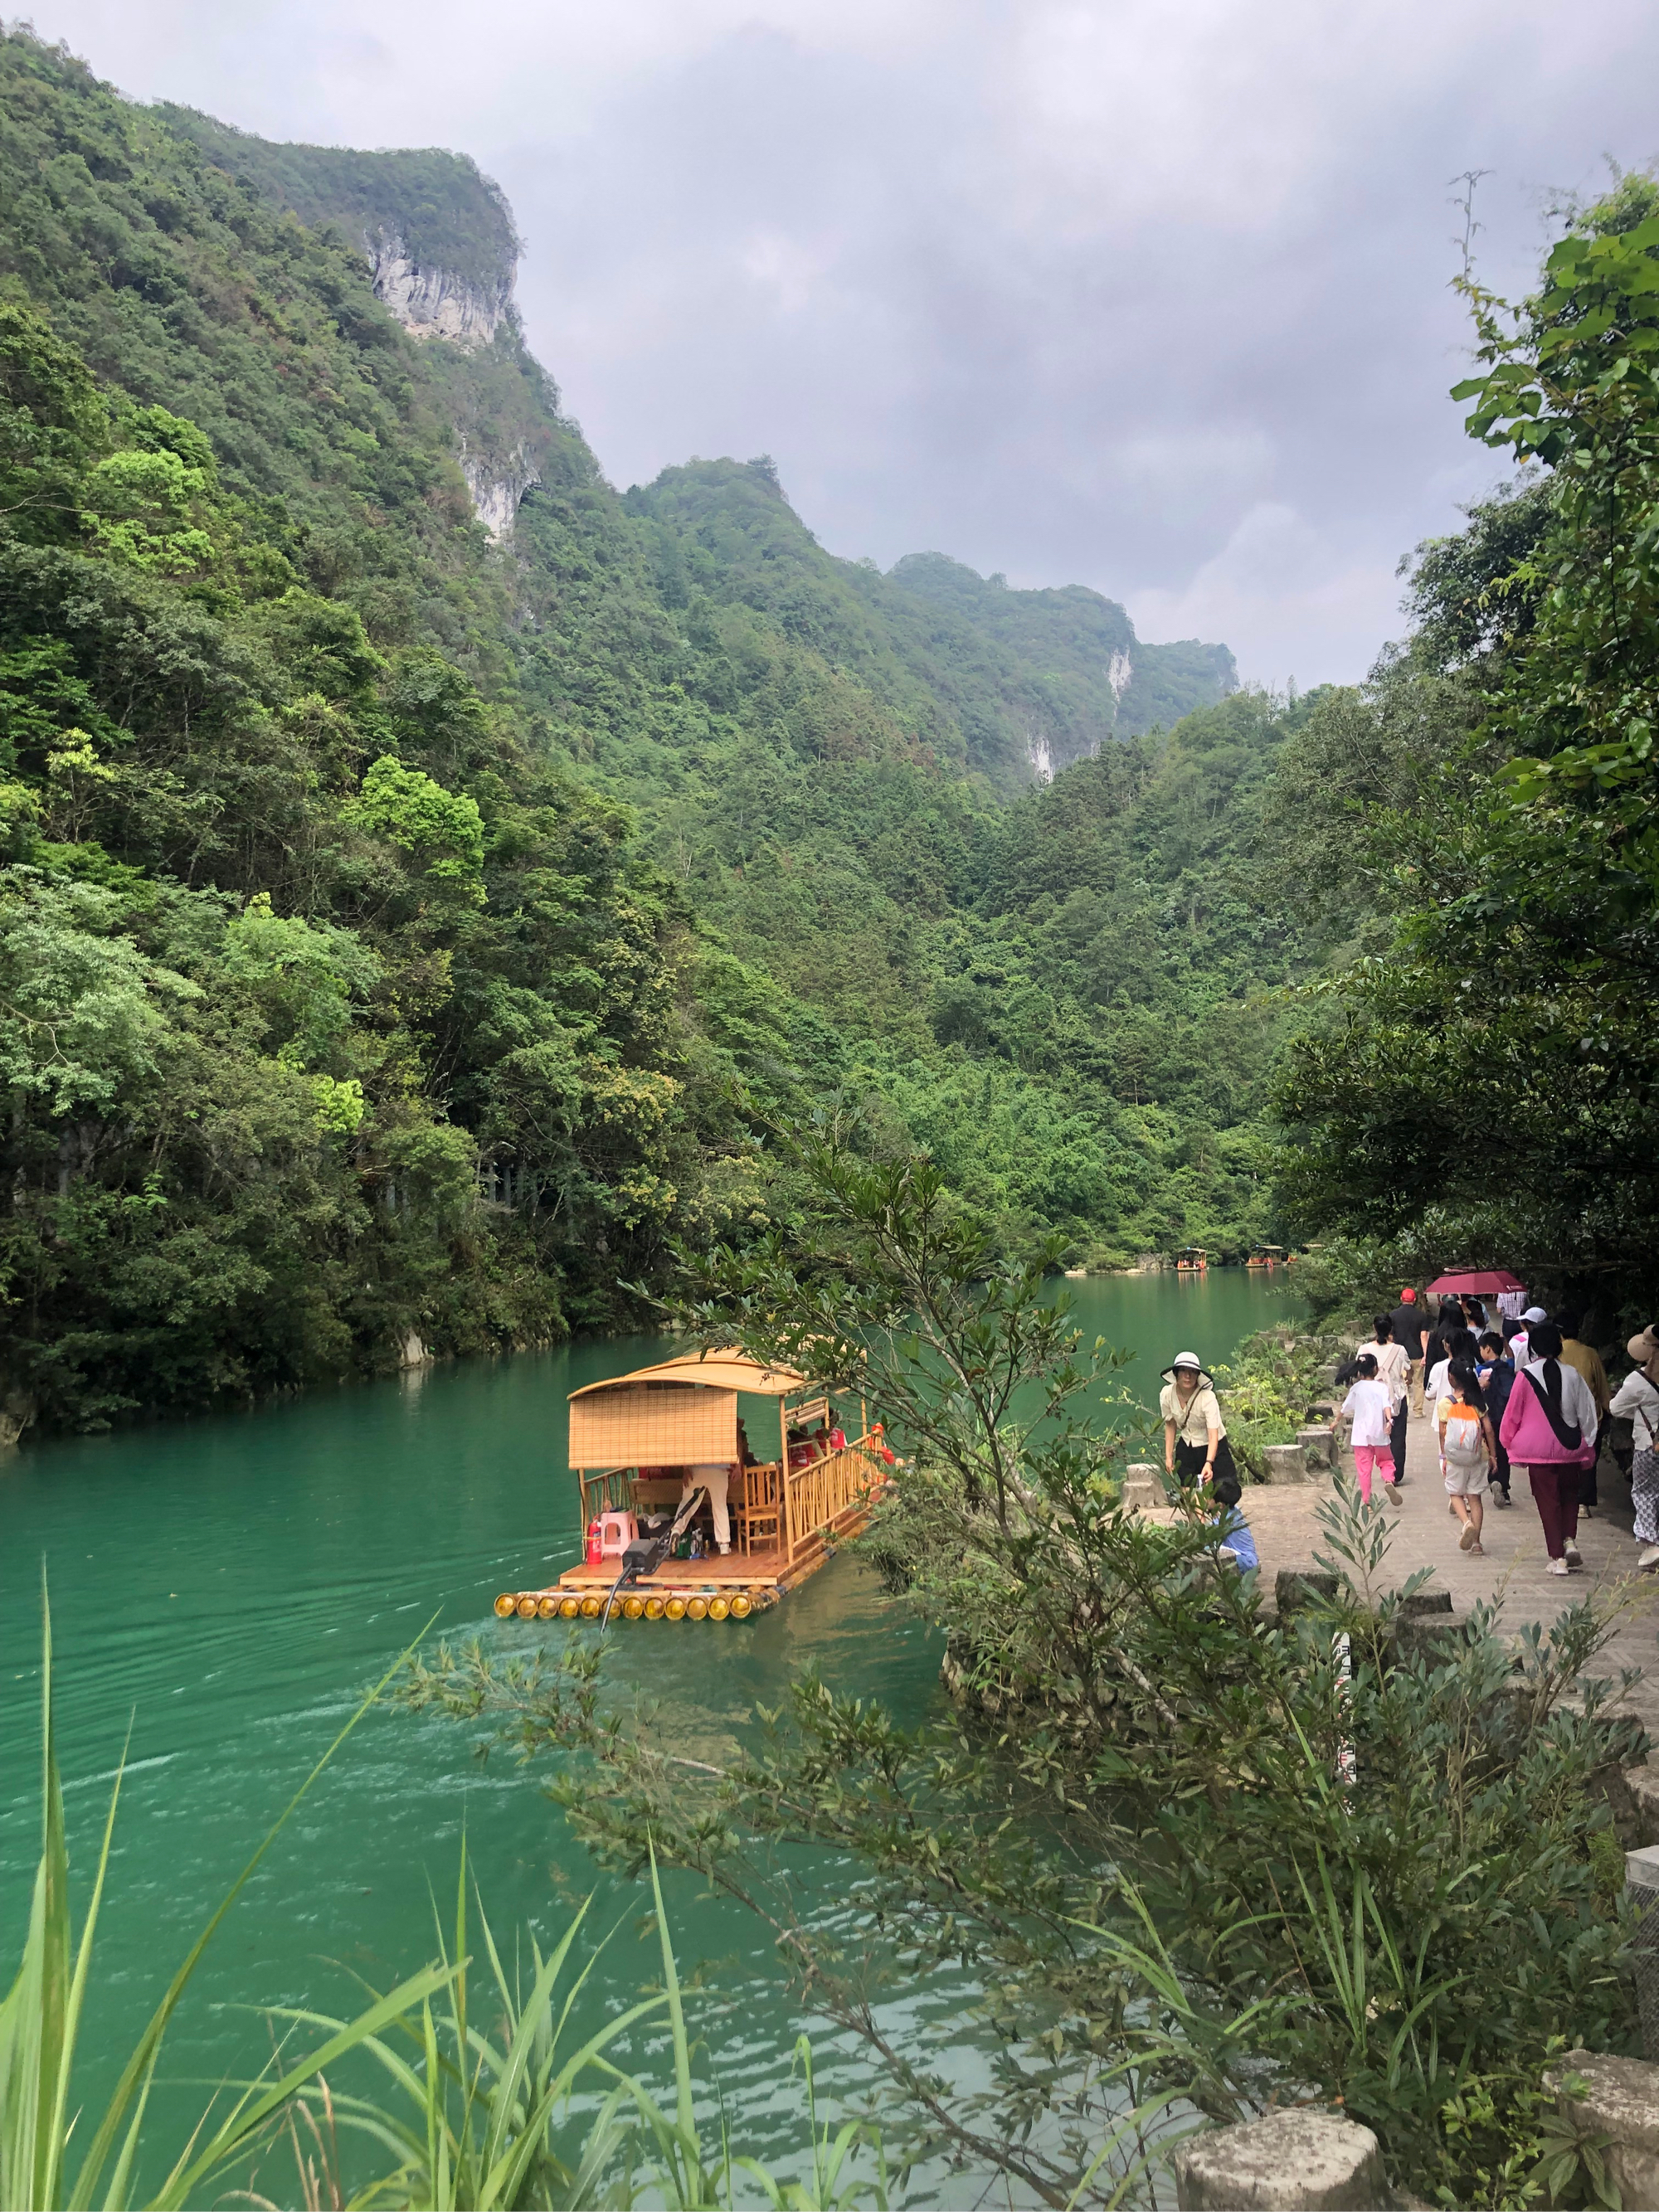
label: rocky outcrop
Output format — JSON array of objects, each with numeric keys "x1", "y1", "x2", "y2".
[
  {"x1": 1024, "y1": 728, "x2": 1055, "y2": 784},
  {"x1": 1108, "y1": 649, "x2": 1132, "y2": 699},
  {"x1": 456, "y1": 433, "x2": 540, "y2": 542},
  {"x1": 367, "y1": 231, "x2": 509, "y2": 349}
]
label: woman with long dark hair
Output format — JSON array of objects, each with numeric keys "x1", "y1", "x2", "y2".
[{"x1": 1500, "y1": 1320, "x2": 1600, "y2": 1576}]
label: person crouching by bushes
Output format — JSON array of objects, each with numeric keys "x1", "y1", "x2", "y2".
[
  {"x1": 1500, "y1": 1320, "x2": 1600, "y2": 1577},
  {"x1": 1336, "y1": 1352, "x2": 1399, "y2": 1508},
  {"x1": 1206, "y1": 1461, "x2": 1259, "y2": 1572},
  {"x1": 1439, "y1": 1358, "x2": 1494, "y2": 1556},
  {"x1": 1160, "y1": 1351, "x2": 1238, "y2": 1495}
]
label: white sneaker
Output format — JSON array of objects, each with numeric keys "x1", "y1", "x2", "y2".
[
  {"x1": 1640, "y1": 1547, "x2": 1659, "y2": 1574},
  {"x1": 1546, "y1": 1558, "x2": 1570, "y2": 1576},
  {"x1": 1564, "y1": 1542, "x2": 1583, "y2": 1568},
  {"x1": 1386, "y1": 1485, "x2": 1401, "y2": 1510},
  {"x1": 718, "y1": 1543, "x2": 731, "y2": 1555}
]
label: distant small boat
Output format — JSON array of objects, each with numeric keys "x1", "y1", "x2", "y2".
[
  {"x1": 1245, "y1": 1245, "x2": 1286, "y2": 1271},
  {"x1": 1174, "y1": 1246, "x2": 1209, "y2": 1275},
  {"x1": 494, "y1": 1350, "x2": 893, "y2": 1626}
]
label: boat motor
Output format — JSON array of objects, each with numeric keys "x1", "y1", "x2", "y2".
[{"x1": 599, "y1": 1486, "x2": 706, "y2": 1627}]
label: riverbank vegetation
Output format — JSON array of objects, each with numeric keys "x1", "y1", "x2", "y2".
[
  {"x1": 1271, "y1": 173, "x2": 1659, "y2": 1327},
  {"x1": 407, "y1": 1126, "x2": 1642, "y2": 2207},
  {"x1": 0, "y1": 27, "x2": 1273, "y2": 1438}
]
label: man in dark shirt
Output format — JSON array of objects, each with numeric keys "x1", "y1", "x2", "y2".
[{"x1": 1389, "y1": 1288, "x2": 1427, "y2": 1417}]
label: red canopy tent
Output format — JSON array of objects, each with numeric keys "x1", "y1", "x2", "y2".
[{"x1": 1424, "y1": 1268, "x2": 1526, "y2": 1296}]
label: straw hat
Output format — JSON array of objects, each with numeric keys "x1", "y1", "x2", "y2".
[{"x1": 1628, "y1": 1325, "x2": 1659, "y2": 1379}]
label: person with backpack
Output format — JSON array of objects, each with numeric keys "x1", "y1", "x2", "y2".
[
  {"x1": 1370, "y1": 1315, "x2": 1410, "y2": 1487},
  {"x1": 1335, "y1": 1351, "x2": 1400, "y2": 1508},
  {"x1": 1610, "y1": 1325, "x2": 1659, "y2": 1573},
  {"x1": 1477, "y1": 1331, "x2": 1515, "y2": 1506},
  {"x1": 1500, "y1": 1320, "x2": 1600, "y2": 1576},
  {"x1": 1438, "y1": 1358, "x2": 1494, "y2": 1554}
]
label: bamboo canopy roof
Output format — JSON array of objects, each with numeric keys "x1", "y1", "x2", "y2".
[
  {"x1": 567, "y1": 1349, "x2": 816, "y2": 1471},
  {"x1": 568, "y1": 1349, "x2": 810, "y2": 1401}
]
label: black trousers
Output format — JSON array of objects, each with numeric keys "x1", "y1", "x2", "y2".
[
  {"x1": 1389, "y1": 1402, "x2": 1408, "y2": 1483},
  {"x1": 1175, "y1": 1436, "x2": 1238, "y2": 1488}
]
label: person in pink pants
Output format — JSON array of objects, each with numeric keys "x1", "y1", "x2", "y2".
[{"x1": 1337, "y1": 1354, "x2": 1399, "y2": 1507}]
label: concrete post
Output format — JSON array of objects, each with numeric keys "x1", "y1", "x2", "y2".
[
  {"x1": 1297, "y1": 1427, "x2": 1336, "y2": 1471},
  {"x1": 1121, "y1": 1463, "x2": 1160, "y2": 1513},
  {"x1": 1627, "y1": 1845, "x2": 1659, "y2": 2060},
  {"x1": 1174, "y1": 2109, "x2": 1384, "y2": 2210},
  {"x1": 1547, "y1": 2049, "x2": 1659, "y2": 2209}
]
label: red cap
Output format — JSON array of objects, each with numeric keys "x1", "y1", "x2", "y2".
[{"x1": 1401, "y1": 1286, "x2": 1416, "y2": 1301}]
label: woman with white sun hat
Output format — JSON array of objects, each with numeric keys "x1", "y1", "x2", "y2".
[{"x1": 1160, "y1": 1349, "x2": 1238, "y2": 1493}]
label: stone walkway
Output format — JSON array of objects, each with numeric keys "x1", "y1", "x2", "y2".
[{"x1": 1239, "y1": 1406, "x2": 1659, "y2": 1746}]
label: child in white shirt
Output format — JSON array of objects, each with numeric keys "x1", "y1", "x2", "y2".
[{"x1": 1337, "y1": 1353, "x2": 1399, "y2": 1507}]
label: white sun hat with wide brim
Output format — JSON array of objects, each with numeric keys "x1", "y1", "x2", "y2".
[{"x1": 1161, "y1": 1351, "x2": 1214, "y2": 1385}]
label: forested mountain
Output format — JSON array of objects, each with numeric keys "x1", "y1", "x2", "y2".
[{"x1": 0, "y1": 28, "x2": 1266, "y2": 1436}]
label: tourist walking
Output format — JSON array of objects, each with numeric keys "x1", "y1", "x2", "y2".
[
  {"x1": 1438, "y1": 1358, "x2": 1493, "y2": 1555},
  {"x1": 1336, "y1": 1352, "x2": 1399, "y2": 1508},
  {"x1": 1370, "y1": 1315, "x2": 1410, "y2": 1485},
  {"x1": 1559, "y1": 1309, "x2": 1611, "y2": 1512},
  {"x1": 1160, "y1": 1352, "x2": 1238, "y2": 1493},
  {"x1": 1508, "y1": 1304, "x2": 1548, "y2": 1372},
  {"x1": 1499, "y1": 1321, "x2": 1600, "y2": 1576},
  {"x1": 1610, "y1": 1325, "x2": 1659, "y2": 1573},
  {"x1": 1423, "y1": 1299, "x2": 1466, "y2": 1388},
  {"x1": 1389, "y1": 1286, "x2": 1428, "y2": 1417},
  {"x1": 1477, "y1": 1331, "x2": 1515, "y2": 1505}
]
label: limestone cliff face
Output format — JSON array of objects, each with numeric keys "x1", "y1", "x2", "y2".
[
  {"x1": 363, "y1": 230, "x2": 545, "y2": 540},
  {"x1": 456, "y1": 432, "x2": 542, "y2": 541},
  {"x1": 367, "y1": 230, "x2": 510, "y2": 349}
]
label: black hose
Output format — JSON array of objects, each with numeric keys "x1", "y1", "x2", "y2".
[{"x1": 599, "y1": 1485, "x2": 707, "y2": 1628}]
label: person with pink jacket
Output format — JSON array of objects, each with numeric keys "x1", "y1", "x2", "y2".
[{"x1": 1499, "y1": 1320, "x2": 1600, "y2": 1576}]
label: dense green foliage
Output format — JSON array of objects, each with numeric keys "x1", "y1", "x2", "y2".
[
  {"x1": 157, "y1": 106, "x2": 520, "y2": 300},
  {"x1": 1271, "y1": 177, "x2": 1659, "y2": 1320},
  {"x1": 409, "y1": 1134, "x2": 1640, "y2": 2208},
  {"x1": 0, "y1": 28, "x2": 1254, "y2": 1432}
]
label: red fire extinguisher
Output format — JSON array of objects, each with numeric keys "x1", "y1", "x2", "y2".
[{"x1": 586, "y1": 1519, "x2": 603, "y2": 1566}]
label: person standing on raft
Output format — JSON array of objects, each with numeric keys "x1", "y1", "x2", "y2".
[{"x1": 1161, "y1": 1351, "x2": 1237, "y2": 1493}]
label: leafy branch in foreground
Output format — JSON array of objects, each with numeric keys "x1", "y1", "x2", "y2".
[{"x1": 404, "y1": 1123, "x2": 1647, "y2": 2210}]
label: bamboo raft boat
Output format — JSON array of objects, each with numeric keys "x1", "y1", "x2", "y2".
[{"x1": 493, "y1": 1349, "x2": 894, "y2": 1625}]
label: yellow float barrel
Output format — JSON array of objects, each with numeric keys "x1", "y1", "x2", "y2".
[
  {"x1": 622, "y1": 1596, "x2": 645, "y2": 1620},
  {"x1": 515, "y1": 1595, "x2": 538, "y2": 1619},
  {"x1": 664, "y1": 1597, "x2": 686, "y2": 1621},
  {"x1": 729, "y1": 1594, "x2": 752, "y2": 1620},
  {"x1": 708, "y1": 1597, "x2": 730, "y2": 1621},
  {"x1": 643, "y1": 1597, "x2": 664, "y2": 1620},
  {"x1": 494, "y1": 1593, "x2": 517, "y2": 1619},
  {"x1": 580, "y1": 1595, "x2": 602, "y2": 1619},
  {"x1": 558, "y1": 1595, "x2": 581, "y2": 1619},
  {"x1": 537, "y1": 1595, "x2": 559, "y2": 1620},
  {"x1": 686, "y1": 1597, "x2": 708, "y2": 1621}
]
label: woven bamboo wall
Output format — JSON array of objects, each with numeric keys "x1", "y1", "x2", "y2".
[{"x1": 568, "y1": 1383, "x2": 737, "y2": 1470}]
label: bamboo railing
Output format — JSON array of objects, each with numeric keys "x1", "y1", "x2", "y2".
[{"x1": 786, "y1": 1439, "x2": 884, "y2": 1549}]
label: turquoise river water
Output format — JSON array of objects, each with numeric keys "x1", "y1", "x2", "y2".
[{"x1": 0, "y1": 1269, "x2": 1298, "y2": 2199}]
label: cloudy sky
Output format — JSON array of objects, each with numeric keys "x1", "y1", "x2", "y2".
[{"x1": 28, "y1": 0, "x2": 1659, "y2": 684}]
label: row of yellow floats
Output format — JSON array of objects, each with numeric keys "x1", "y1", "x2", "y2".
[{"x1": 494, "y1": 1590, "x2": 757, "y2": 1623}]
